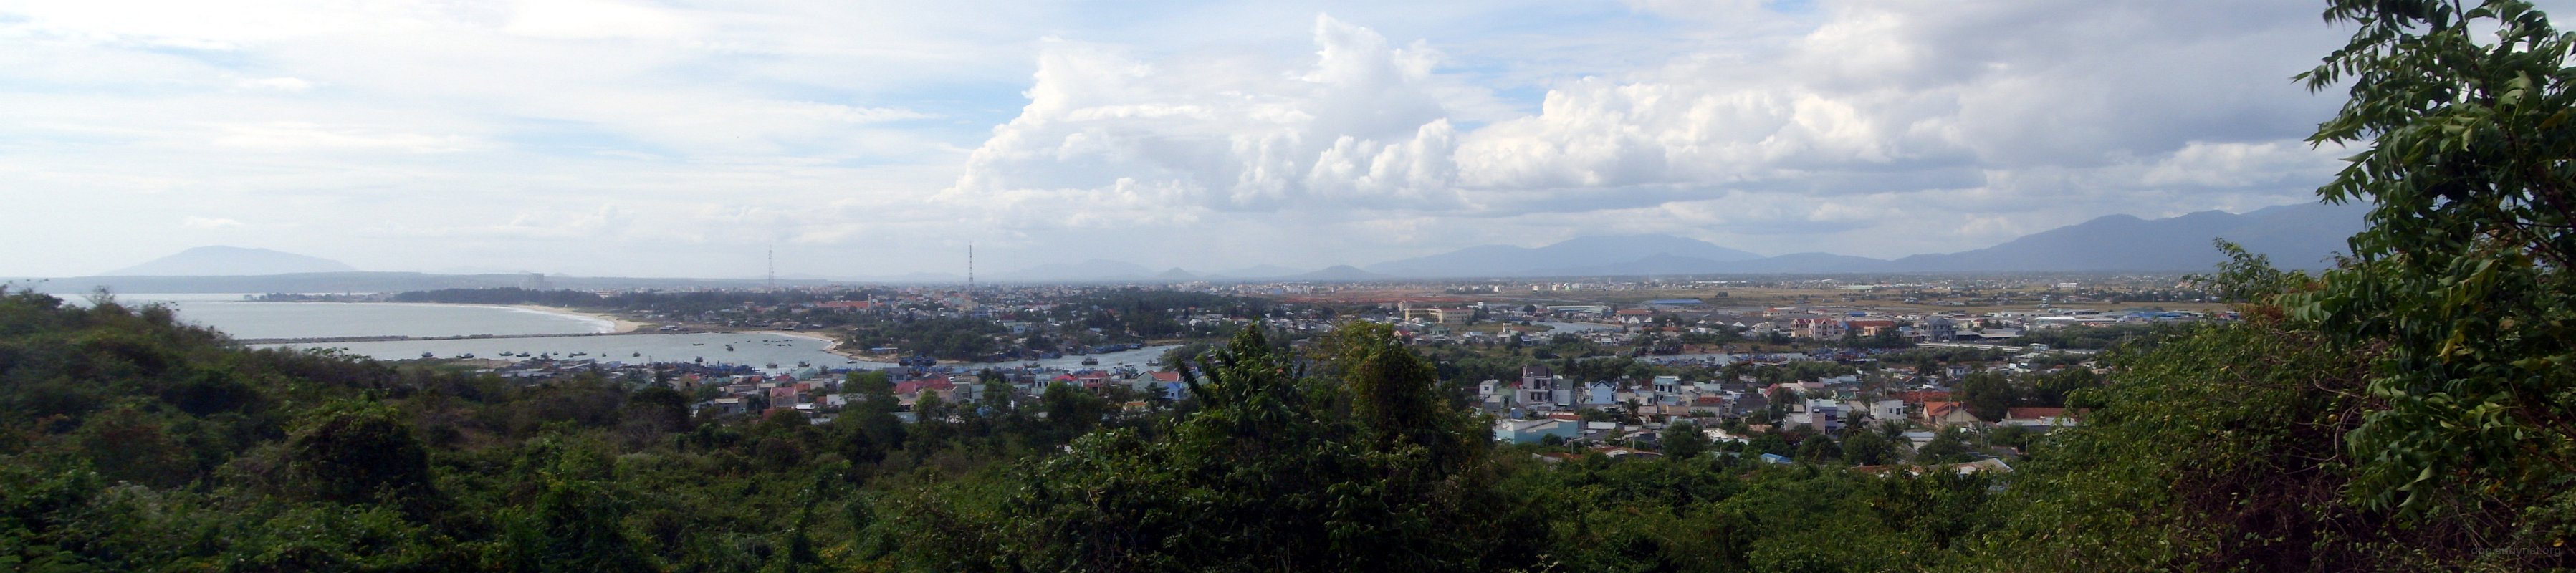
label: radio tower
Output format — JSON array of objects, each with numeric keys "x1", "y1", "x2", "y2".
[
  {"x1": 967, "y1": 242, "x2": 975, "y2": 292},
  {"x1": 765, "y1": 246, "x2": 775, "y2": 290}
]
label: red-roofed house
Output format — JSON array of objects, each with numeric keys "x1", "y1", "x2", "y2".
[
  {"x1": 2003, "y1": 407, "x2": 2077, "y2": 428},
  {"x1": 895, "y1": 377, "x2": 957, "y2": 401},
  {"x1": 1070, "y1": 372, "x2": 1112, "y2": 390},
  {"x1": 1919, "y1": 401, "x2": 1981, "y2": 429},
  {"x1": 1845, "y1": 319, "x2": 1899, "y2": 337}
]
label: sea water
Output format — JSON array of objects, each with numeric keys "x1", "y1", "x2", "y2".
[
  {"x1": 81, "y1": 293, "x2": 1175, "y2": 373},
  {"x1": 264, "y1": 332, "x2": 884, "y2": 370},
  {"x1": 93, "y1": 294, "x2": 611, "y2": 340}
]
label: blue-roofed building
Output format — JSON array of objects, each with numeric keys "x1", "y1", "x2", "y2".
[{"x1": 1495, "y1": 419, "x2": 1580, "y2": 443}]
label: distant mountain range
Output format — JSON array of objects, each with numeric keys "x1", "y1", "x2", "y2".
[
  {"x1": 1365, "y1": 201, "x2": 2366, "y2": 277},
  {"x1": 996, "y1": 259, "x2": 1156, "y2": 281},
  {"x1": 975, "y1": 203, "x2": 2360, "y2": 280},
  {"x1": 40, "y1": 202, "x2": 2370, "y2": 291},
  {"x1": 1877, "y1": 201, "x2": 2363, "y2": 272},
  {"x1": 1363, "y1": 234, "x2": 1762, "y2": 278},
  {"x1": 102, "y1": 246, "x2": 358, "y2": 276},
  {"x1": 1286, "y1": 265, "x2": 1388, "y2": 281}
]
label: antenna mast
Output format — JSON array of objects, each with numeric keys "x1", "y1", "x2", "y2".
[
  {"x1": 766, "y1": 246, "x2": 775, "y2": 290},
  {"x1": 967, "y1": 242, "x2": 975, "y2": 291}
]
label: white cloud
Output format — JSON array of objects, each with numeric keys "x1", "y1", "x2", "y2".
[
  {"x1": 942, "y1": 15, "x2": 1476, "y2": 221},
  {"x1": 940, "y1": 0, "x2": 2358, "y2": 264},
  {"x1": 207, "y1": 122, "x2": 478, "y2": 153},
  {"x1": 503, "y1": 0, "x2": 696, "y2": 40},
  {"x1": 233, "y1": 77, "x2": 315, "y2": 92},
  {"x1": 0, "y1": 0, "x2": 2439, "y2": 276},
  {"x1": 180, "y1": 216, "x2": 241, "y2": 229}
]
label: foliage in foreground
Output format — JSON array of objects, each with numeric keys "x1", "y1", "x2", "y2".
[{"x1": 9, "y1": 1, "x2": 2576, "y2": 569}]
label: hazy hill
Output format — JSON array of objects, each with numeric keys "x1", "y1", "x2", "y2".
[
  {"x1": 1288, "y1": 265, "x2": 1388, "y2": 281},
  {"x1": 102, "y1": 246, "x2": 357, "y2": 276},
  {"x1": 1882, "y1": 201, "x2": 2366, "y2": 272},
  {"x1": 1351, "y1": 202, "x2": 2364, "y2": 277},
  {"x1": 1212, "y1": 264, "x2": 1307, "y2": 279},
  {"x1": 998, "y1": 259, "x2": 1155, "y2": 281},
  {"x1": 1365, "y1": 234, "x2": 1761, "y2": 277},
  {"x1": 34, "y1": 272, "x2": 841, "y2": 294},
  {"x1": 1722, "y1": 252, "x2": 1896, "y2": 274}
]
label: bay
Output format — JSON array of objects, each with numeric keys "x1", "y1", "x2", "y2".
[
  {"x1": 82, "y1": 293, "x2": 1180, "y2": 374},
  {"x1": 95, "y1": 294, "x2": 611, "y2": 340},
  {"x1": 261, "y1": 332, "x2": 885, "y2": 371},
  {"x1": 263, "y1": 334, "x2": 1180, "y2": 375}
]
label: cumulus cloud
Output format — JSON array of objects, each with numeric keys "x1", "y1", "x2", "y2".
[
  {"x1": 0, "y1": 0, "x2": 2405, "y2": 275},
  {"x1": 942, "y1": 15, "x2": 1476, "y2": 222},
  {"x1": 942, "y1": 0, "x2": 2357, "y2": 261}
]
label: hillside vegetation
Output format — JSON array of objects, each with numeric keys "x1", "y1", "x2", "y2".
[{"x1": 5, "y1": 0, "x2": 2574, "y2": 570}]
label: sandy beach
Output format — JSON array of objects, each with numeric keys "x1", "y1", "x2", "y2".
[
  {"x1": 757, "y1": 329, "x2": 871, "y2": 360},
  {"x1": 509, "y1": 304, "x2": 647, "y2": 334}
]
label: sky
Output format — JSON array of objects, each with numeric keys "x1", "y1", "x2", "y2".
[{"x1": 0, "y1": 0, "x2": 2527, "y2": 279}]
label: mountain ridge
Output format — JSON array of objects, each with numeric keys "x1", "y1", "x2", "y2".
[
  {"x1": 1359, "y1": 201, "x2": 2366, "y2": 277},
  {"x1": 1362, "y1": 233, "x2": 1761, "y2": 277},
  {"x1": 102, "y1": 246, "x2": 357, "y2": 276}
]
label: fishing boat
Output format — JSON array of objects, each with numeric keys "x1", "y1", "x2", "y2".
[{"x1": 1081, "y1": 357, "x2": 1099, "y2": 366}]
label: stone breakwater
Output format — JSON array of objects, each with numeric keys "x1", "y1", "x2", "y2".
[{"x1": 235, "y1": 332, "x2": 644, "y2": 345}]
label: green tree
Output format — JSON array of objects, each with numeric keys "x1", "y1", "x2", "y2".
[
  {"x1": 893, "y1": 324, "x2": 1509, "y2": 571},
  {"x1": 830, "y1": 371, "x2": 906, "y2": 465},
  {"x1": 1795, "y1": 434, "x2": 1842, "y2": 462},
  {"x1": 285, "y1": 400, "x2": 437, "y2": 509},
  {"x1": 499, "y1": 435, "x2": 656, "y2": 572},
  {"x1": 1841, "y1": 429, "x2": 1898, "y2": 466},
  {"x1": 1914, "y1": 429, "x2": 1975, "y2": 465},
  {"x1": 2292, "y1": 0, "x2": 2576, "y2": 521},
  {"x1": 1663, "y1": 421, "x2": 1710, "y2": 460},
  {"x1": 1955, "y1": 372, "x2": 2015, "y2": 422},
  {"x1": 1316, "y1": 322, "x2": 1488, "y2": 472}
]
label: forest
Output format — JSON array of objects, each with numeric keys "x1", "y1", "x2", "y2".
[{"x1": 4, "y1": 0, "x2": 2575, "y2": 570}]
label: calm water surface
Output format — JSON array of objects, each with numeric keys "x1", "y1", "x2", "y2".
[
  {"x1": 85, "y1": 294, "x2": 1175, "y2": 373},
  {"x1": 102, "y1": 294, "x2": 609, "y2": 340}
]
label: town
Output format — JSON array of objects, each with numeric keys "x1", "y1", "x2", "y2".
[{"x1": 421, "y1": 272, "x2": 2219, "y2": 474}]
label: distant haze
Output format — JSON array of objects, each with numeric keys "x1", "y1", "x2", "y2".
[
  {"x1": 3, "y1": 0, "x2": 2474, "y2": 277},
  {"x1": 102, "y1": 246, "x2": 359, "y2": 276},
  {"x1": 59, "y1": 201, "x2": 2367, "y2": 286}
]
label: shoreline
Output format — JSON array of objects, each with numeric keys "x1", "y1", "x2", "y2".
[
  {"x1": 507, "y1": 304, "x2": 646, "y2": 334},
  {"x1": 752, "y1": 329, "x2": 873, "y2": 362}
]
